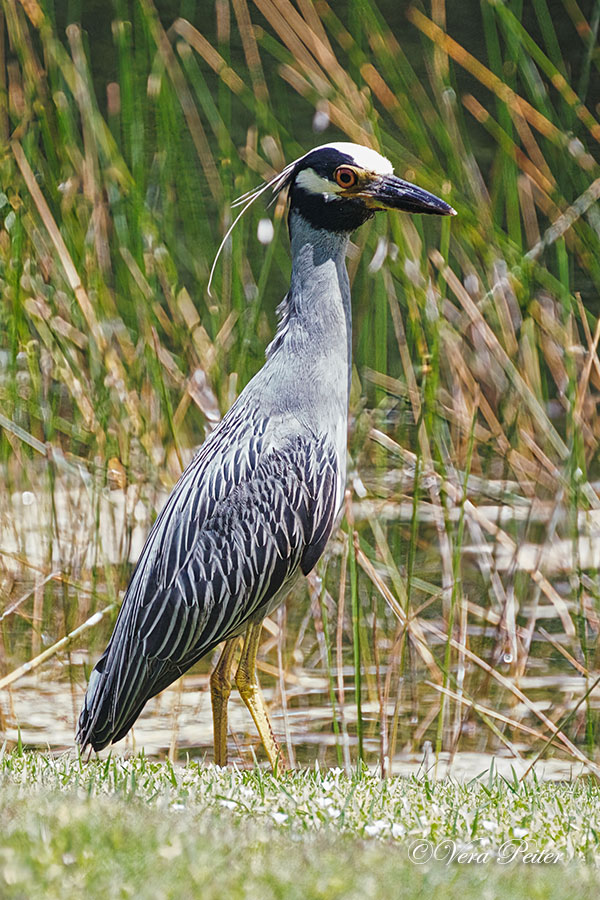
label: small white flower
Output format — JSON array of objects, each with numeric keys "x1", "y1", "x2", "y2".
[
  {"x1": 514, "y1": 827, "x2": 528, "y2": 838},
  {"x1": 481, "y1": 820, "x2": 497, "y2": 831},
  {"x1": 316, "y1": 797, "x2": 333, "y2": 810},
  {"x1": 219, "y1": 799, "x2": 237, "y2": 810},
  {"x1": 272, "y1": 812, "x2": 288, "y2": 825},
  {"x1": 365, "y1": 820, "x2": 387, "y2": 837},
  {"x1": 391, "y1": 823, "x2": 405, "y2": 838}
]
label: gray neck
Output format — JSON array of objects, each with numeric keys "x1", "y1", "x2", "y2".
[
  {"x1": 255, "y1": 210, "x2": 353, "y2": 450},
  {"x1": 288, "y1": 211, "x2": 351, "y2": 340},
  {"x1": 271, "y1": 211, "x2": 352, "y2": 390}
]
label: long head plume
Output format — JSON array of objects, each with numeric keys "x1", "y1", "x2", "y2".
[{"x1": 207, "y1": 153, "x2": 302, "y2": 297}]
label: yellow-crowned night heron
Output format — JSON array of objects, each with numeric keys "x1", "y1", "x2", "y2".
[{"x1": 77, "y1": 142, "x2": 455, "y2": 767}]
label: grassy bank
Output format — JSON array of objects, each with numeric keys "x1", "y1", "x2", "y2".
[{"x1": 2, "y1": 751, "x2": 600, "y2": 897}]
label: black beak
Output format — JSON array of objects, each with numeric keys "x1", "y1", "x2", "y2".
[{"x1": 366, "y1": 174, "x2": 456, "y2": 216}]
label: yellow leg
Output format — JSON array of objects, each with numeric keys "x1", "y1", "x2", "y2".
[
  {"x1": 210, "y1": 637, "x2": 238, "y2": 766},
  {"x1": 235, "y1": 620, "x2": 286, "y2": 772}
]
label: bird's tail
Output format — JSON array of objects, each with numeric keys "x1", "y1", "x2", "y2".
[
  {"x1": 76, "y1": 652, "x2": 115, "y2": 751},
  {"x1": 76, "y1": 647, "x2": 143, "y2": 751},
  {"x1": 76, "y1": 643, "x2": 179, "y2": 751}
]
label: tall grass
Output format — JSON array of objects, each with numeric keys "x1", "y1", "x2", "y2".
[{"x1": 1, "y1": 0, "x2": 600, "y2": 772}]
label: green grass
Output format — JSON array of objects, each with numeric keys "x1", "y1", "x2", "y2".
[{"x1": 2, "y1": 750, "x2": 600, "y2": 898}]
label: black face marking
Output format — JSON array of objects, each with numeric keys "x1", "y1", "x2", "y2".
[
  {"x1": 288, "y1": 147, "x2": 375, "y2": 233},
  {"x1": 296, "y1": 147, "x2": 355, "y2": 178}
]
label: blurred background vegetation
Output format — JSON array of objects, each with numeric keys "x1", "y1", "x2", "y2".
[{"x1": 1, "y1": 0, "x2": 600, "y2": 774}]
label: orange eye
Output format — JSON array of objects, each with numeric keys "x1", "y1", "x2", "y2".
[{"x1": 334, "y1": 166, "x2": 358, "y2": 188}]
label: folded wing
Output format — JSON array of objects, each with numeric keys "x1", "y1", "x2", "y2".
[{"x1": 77, "y1": 422, "x2": 339, "y2": 751}]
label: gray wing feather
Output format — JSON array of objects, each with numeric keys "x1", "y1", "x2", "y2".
[{"x1": 77, "y1": 407, "x2": 339, "y2": 750}]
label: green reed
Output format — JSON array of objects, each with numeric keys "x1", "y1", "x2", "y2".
[{"x1": 1, "y1": 0, "x2": 600, "y2": 772}]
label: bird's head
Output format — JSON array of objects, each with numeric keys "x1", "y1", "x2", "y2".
[
  {"x1": 209, "y1": 142, "x2": 455, "y2": 293},
  {"x1": 287, "y1": 142, "x2": 456, "y2": 233}
]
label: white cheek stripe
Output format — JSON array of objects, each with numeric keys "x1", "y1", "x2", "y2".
[{"x1": 295, "y1": 167, "x2": 344, "y2": 199}]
